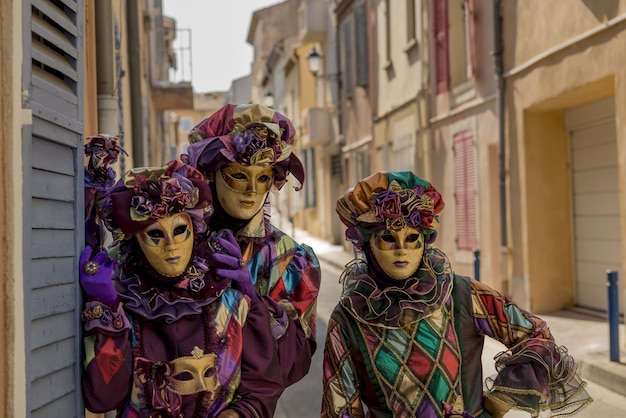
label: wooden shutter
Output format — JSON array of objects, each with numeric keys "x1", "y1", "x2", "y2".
[
  {"x1": 453, "y1": 130, "x2": 477, "y2": 251},
  {"x1": 342, "y1": 18, "x2": 353, "y2": 98},
  {"x1": 432, "y1": 0, "x2": 449, "y2": 94},
  {"x1": 354, "y1": 2, "x2": 369, "y2": 87},
  {"x1": 26, "y1": 0, "x2": 84, "y2": 416}
]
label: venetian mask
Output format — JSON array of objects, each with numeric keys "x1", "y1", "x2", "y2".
[
  {"x1": 369, "y1": 225, "x2": 424, "y2": 280},
  {"x1": 215, "y1": 162, "x2": 273, "y2": 220},
  {"x1": 137, "y1": 212, "x2": 194, "y2": 277},
  {"x1": 169, "y1": 346, "x2": 219, "y2": 396}
]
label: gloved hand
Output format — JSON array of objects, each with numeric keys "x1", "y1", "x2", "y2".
[
  {"x1": 206, "y1": 229, "x2": 258, "y2": 300},
  {"x1": 79, "y1": 245, "x2": 118, "y2": 306},
  {"x1": 262, "y1": 296, "x2": 289, "y2": 340}
]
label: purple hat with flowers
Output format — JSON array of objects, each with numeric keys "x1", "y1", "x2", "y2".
[
  {"x1": 108, "y1": 160, "x2": 213, "y2": 238},
  {"x1": 183, "y1": 103, "x2": 305, "y2": 190},
  {"x1": 336, "y1": 171, "x2": 445, "y2": 248}
]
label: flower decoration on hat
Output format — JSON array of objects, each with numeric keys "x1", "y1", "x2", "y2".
[
  {"x1": 184, "y1": 103, "x2": 305, "y2": 190},
  {"x1": 108, "y1": 160, "x2": 213, "y2": 239},
  {"x1": 337, "y1": 171, "x2": 445, "y2": 248}
]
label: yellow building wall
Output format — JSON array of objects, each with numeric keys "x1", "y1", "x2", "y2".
[{"x1": 505, "y1": 1, "x2": 626, "y2": 311}]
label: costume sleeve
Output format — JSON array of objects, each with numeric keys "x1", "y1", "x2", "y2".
[
  {"x1": 228, "y1": 297, "x2": 284, "y2": 418},
  {"x1": 267, "y1": 240, "x2": 321, "y2": 386},
  {"x1": 469, "y1": 279, "x2": 592, "y2": 416},
  {"x1": 320, "y1": 315, "x2": 365, "y2": 418},
  {"x1": 81, "y1": 300, "x2": 133, "y2": 413}
]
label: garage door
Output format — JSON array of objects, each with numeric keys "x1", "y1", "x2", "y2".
[{"x1": 565, "y1": 96, "x2": 622, "y2": 313}]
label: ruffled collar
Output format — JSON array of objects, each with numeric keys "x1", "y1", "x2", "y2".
[
  {"x1": 340, "y1": 248, "x2": 453, "y2": 328},
  {"x1": 114, "y1": 255, "x2": 229, "y2": 323}
]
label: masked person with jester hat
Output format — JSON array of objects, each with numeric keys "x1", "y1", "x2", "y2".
[
  {"x1": 183, "y1": 103, "x2": 321, "y2": 388},
  {"x1": 320, "y1": 171, "x2": 592, "y2": 418},
  {"x1": 79, "y1": 160, "x2": 283, "y2": 418}
]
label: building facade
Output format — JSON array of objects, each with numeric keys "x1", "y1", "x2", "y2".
[{"x1": 502, "y1": 0, "x2": 626, "y2": 314}]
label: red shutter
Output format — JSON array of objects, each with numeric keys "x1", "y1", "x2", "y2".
[
  {"x1": 433, "y1": 0, "x2": 449, "y2": 94},
  {"x1": 453, "y1": 130, "x2": 477, "y2": 251}
]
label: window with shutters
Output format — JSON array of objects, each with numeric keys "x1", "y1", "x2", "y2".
[
  {"x1": 354, "y1": 2, "x2": 368, "y2": 87},
  {"x1": 453, "y1": 130, "x2": 477, "y2": 252},
  {"x1": 27, "y1": 0, "x2": 84, "y2": 416},
  {"x1": 341, "y1": 19, "x2": 353, "y2": 99},
  {"x1": 433, "y1": 0, "x2": 476, "y2": 94}
]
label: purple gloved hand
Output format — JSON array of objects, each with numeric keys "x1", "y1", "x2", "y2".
[
  {"x1": 206, "y1": 229, "x2": 258, "y2": 300},
  {"x1": 262, "y1": 296, "x2": 289, "y2": 340},
  {"x1": 79, "y1": 245, "x2": 118, "y2": 306}
]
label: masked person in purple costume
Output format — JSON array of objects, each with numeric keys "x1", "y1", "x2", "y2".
[
  {"x1": 321, "y1": 171, "x2": 592, "y2": 418},
  {"x1": 183, "y1": 103, "x2": 321, "y2": 388},
  {"x1": 79, "y1": 160, "x2": 283, "y2": 418}
]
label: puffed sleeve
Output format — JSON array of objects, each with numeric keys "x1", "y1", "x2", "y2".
[
  {"x1": 81, "y1": 300, "x2": 133, "y2": 413},
  {"x1": 320, "y1": 309, "x2": 365, "y2": 418},
  {"x1": 470, "y1": 279, "x2": 592, "y2": 416},
  {"x1": 252, "y1": 233, "x2": 321, "y2": 386},
  {"x1": 227, "y1": 297, "x2": 284, "y2": 418}
]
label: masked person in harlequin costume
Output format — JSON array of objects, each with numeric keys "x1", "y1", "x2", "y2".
[
  {"x1": 321, "y1": 171, "x2": 592, "y2": 418},
  {"x1": 79, "y1": 160, "x2": 283, "y2": 418},
  {"x1": 183, "y1": 103, "x2": 321, "y2": 388}
]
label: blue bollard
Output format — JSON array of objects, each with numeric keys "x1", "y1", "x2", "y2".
[
  {"x1": 473, "y1": 248, "x2": 480, "y2": 282},
  {"x1": 606, "y1": 270, "x2": 620, "y2": 363}
]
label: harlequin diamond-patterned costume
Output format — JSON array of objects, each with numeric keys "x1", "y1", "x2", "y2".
[
  {"x1": 321, "y1": 172, "x2": 591, "y2": 418},
  {"x1": 80, "y1": 160, "x2": 283, "y2": 417},
  {"x1": 184, "y1": 104, "x2": 321, "y2": 387}
]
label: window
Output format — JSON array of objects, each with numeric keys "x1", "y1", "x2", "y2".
[
  {"x1": 433, "y1": 0, "x2": 476, "y2": 94},
  {"x1": 341, "y1": 19, "x2": 353, "y2": 98},
  {"x1": 354, "y1": 2, "x2": 369, "y2": 87},
  {"x1": 406, "y1": 0, "x2": 416, "y2": 43},
  {"x1": 303, "y1": 148, "x2": 316, "y2": 208},
  {"x1": 180, "y1": 117, "x2": 193, "y2": 132},
  {"x1": 384, "y1": 0, "x2": 392, "y2": 66},
  {"x1": 453, "y1": 130, "x2": 477, "y2": 251}
]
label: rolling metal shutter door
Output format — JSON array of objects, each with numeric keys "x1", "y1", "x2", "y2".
[
  {"x1": 566, "y1": 96, "x2": 621, "y2": 314},
  {"x1": 25, "y1": 0, "x2": 84, "y2": 416}
]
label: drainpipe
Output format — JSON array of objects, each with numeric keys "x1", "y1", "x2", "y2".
[
  {"x1": 493, "y1": 0, "x2": 508, "y2": 290},
  {"x1": 127, "y1": 0, "x2": 147, "y2": 166}
]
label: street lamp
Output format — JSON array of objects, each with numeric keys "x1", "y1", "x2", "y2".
[{"x1": 306, "y1": 47, "x2": 322, "y2": 77}]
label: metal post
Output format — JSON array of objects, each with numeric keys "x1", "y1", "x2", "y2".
[
  {"x1": 473, "y1": 248, "x2": 481, "y2": 282},
  {"x1": 607, "y1": 270, "x2": 620, "y2": 363}
]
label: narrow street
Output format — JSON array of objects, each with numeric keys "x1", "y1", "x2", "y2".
[{"x1": 275, "y1": 258, "x2": 626, "y2": 418}]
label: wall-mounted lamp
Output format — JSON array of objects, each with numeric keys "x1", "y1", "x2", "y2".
[
  {"x1": 306, "y1": 47, "x2": 322, "y2": 77},
  {"x1": 264, "y1": 91, "x2": 274, "y2": 108}
]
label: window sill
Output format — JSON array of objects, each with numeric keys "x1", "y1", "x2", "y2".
[{"x1": 404, "y1": 38, "x2": 418, "y2": 54}]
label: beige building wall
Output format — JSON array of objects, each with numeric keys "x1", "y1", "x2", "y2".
[
  {"x1": 373, "y1": 0, "x2": 428, "y2": 176},
  {"x1": 427, "y1": 0, "x2": 501, "y2": 290},
  {"x1": 504, "y1": 1, "x2": 626, "y2": 312}
]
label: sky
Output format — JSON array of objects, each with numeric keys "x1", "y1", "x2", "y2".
[{"x1": 163, "y1": 0, "x2": 282, "y2": 93}]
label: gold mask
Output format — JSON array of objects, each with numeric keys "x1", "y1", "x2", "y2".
[
  {"x1": 369, "y1": 226, "x2": 424, "y2": 280},
  {"x1": 168, "y1": 346, "x2": 219, "y2": 396},
  {"x1": 215, "y1": 162, "x2": 273, "y2": 220},
  {"x1": 137, "y1": 213, "x2": 194, "y2": 277}
]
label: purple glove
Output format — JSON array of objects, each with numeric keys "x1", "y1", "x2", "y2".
[
  {"x1": 79, "y1": 245, "x2": 118, "y2": 306},
  {"x1": 262, "y1": 296, "x2": 289, "y2": 340},
  {"x1": 206, "y1": 229, "x2": 258, "y2": 300}
]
